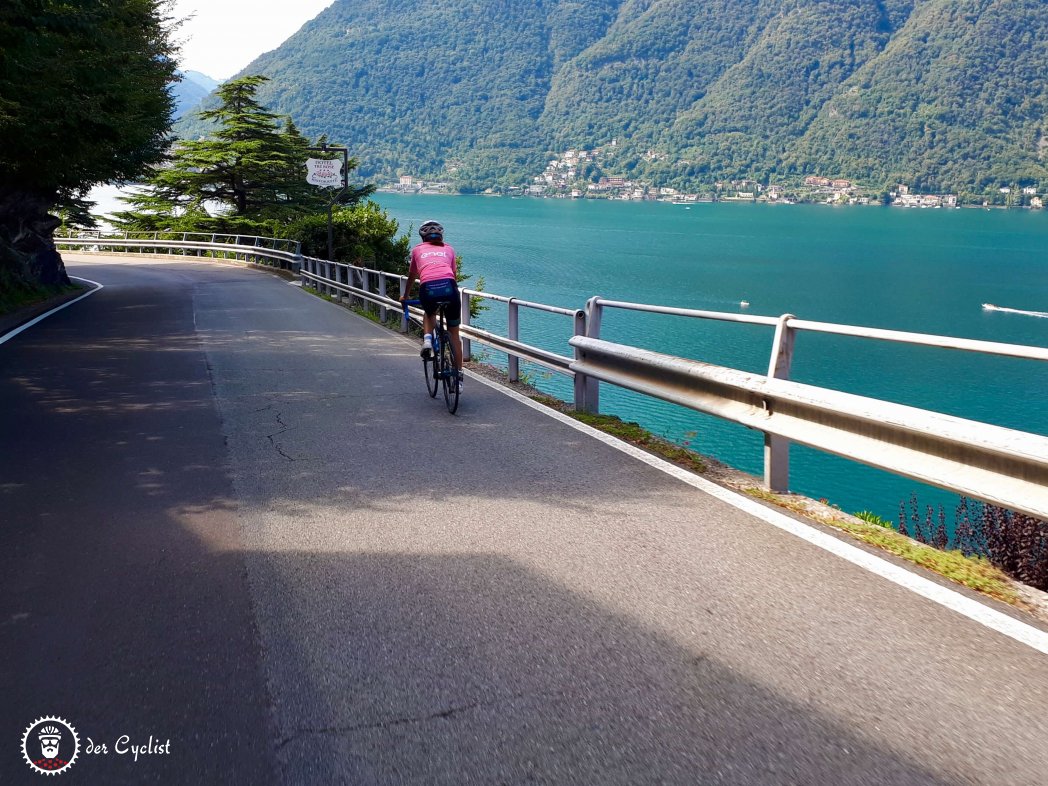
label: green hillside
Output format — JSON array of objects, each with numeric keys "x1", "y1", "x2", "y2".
[
  {"x1": 789, "y1": 0, "x2": 1048, "y2": 192},
  {"x1": 176, "y1": 0, "x2": 1048, "y2": 195}
]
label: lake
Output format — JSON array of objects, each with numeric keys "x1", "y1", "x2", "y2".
[{"x1": 374, "y1": 193, "x2": 1048, "y2": 523}]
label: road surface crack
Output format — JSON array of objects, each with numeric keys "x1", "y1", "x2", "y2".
[
  {"x1": 258, "y1": 405, "x2": 296, "y2": 461},
  {"x1": 276, "y1": 692, "x2": 534, "y2": 749}
]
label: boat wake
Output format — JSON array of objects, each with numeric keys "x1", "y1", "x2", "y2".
[{"x1": 982, "y1": 303, "x2": 1048, "y2": 319}]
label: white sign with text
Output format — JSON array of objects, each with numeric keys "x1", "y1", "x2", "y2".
[{"x1": 306, "y1": 158, "x2": 343, "y2": 188}]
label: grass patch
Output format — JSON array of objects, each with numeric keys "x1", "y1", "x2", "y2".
[
  {"x1": 0, "y1": 282, "x2": 82, "y2": 317},
  {"x1": 743, "y1": 487, "x2": 1020, "y2": 605},
  {"x1": 568, "y1": 411, "x2": 707, "y2": 474},
  {"x1": 853, "y1": 510, "x2": 893, "y2": 528},
  {"x1": 303, "y1": 285, "x2": 400, "y2": 327}
]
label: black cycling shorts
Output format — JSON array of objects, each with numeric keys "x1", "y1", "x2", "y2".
[{"x1": 419, "y1": 278, "x2": 461, "y2": 326}]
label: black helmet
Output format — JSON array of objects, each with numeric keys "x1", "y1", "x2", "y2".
[{"x1": 419, "y1": 220, "x2": 443, "y2": 241}]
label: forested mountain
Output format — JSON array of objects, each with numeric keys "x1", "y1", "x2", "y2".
[{"x1": 176, "y1": 0, "x2": 1048, "y2": 195}]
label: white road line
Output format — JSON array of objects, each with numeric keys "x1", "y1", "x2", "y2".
[
  {"x1": 468, "y1": 370, "x2": 1048, "y2": 657},
  {"x1": 0, "y1": 276, "x2": 104, "y2": 345}
]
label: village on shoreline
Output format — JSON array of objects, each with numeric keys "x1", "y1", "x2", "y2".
[{"x1": 380, "y1": 145, "x2": 1046, "y2": 210}]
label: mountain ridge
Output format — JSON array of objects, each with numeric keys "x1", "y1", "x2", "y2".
[
  {"x1": 171, "y1": 70, "x2": 221, "y2": 120},
  {"x1": 175, "y1": 0, "x2": 1048, "y2": 194}
]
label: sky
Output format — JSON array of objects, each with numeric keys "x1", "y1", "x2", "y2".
[{"x1": 170, "y1": 0, "x2": 335, "y2": 81}]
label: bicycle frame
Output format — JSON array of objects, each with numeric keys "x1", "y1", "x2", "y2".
[{"x1": 402, "y1": 299, "x2": 460, "y2": 414}]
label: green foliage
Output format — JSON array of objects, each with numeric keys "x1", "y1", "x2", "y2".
[
  {"x1": 114, "y1": 76, "x2": 374, "y2": 234},
  {"x1": 286, "y1": 200, "x2": 408, "y2": 273},
  {"x1": 176, "y1": 1, "x2": 620, "y2": 185},
  {"x1": 175, "y1": 0, "x2": 1048, "y2": 195},
  {"x1": 0, "y1": 0, "x2": 178, "y2": 202},
  {"x1": 854, "y1": 510, "x2": 892, "y2": 528},
  {"x1": 0, "y1": 0, "x2": 177, "y2": 294},
  {"x1": 788, "y1": 0, "x2": 1048, "y2": 193},
  {"x1": 571, "y1": 411, "x2": 707, "y2": 473}
]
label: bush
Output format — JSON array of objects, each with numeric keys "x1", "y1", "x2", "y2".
[
  {"x1": 285, "y1": 200, "x2": 409, "y2": 274},
  {"x1": 901, "y1": 494, "x2": 1048, "y2": 591}
]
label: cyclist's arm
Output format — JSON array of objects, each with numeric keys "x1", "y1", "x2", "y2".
[{"x1": 401, "y1": 249, "x2": 420, "y2": 300}]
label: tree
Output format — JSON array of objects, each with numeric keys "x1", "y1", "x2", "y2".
[
  {"x1": 286, "y1": 202, "x2": 408, "y2": 274},
  {"x1": 0, "y1": 0, "x2": 177, "y2": 303},
  {"x1": 114, "y1": 76, "x2": 373, "y2": 234}
]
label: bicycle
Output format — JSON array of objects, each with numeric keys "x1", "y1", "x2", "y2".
[{"x1": 402, "y1": 298, "x2": 460, "y2": 414}]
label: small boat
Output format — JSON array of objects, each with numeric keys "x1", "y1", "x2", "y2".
[
  {"x1": 740, "y1": 300, "x2": 750, "y2": 308},
  {"x1": 982, "y1": 303, "x2": 995, "y2": 310}
]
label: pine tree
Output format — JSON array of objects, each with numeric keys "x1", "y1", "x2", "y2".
[{"x1": 114, "y1": 76, "x2": 371, "y2": 234}]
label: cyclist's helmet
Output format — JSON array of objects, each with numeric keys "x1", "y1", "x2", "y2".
[{"x1": 419, "y1": 220, "x2": 444, "y2": 242}]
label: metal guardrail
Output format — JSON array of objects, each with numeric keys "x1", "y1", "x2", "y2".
[
  {"x1": 583, "y1": 297, "x2": 1048, "y2": 498},
  {"x1": 56, "y1": 236, "x2": 302, "y2": 272},
  {"x1": 57, "y1": 235, "x2": 1048, "y2": 519},
  {"x1": 66, "y1": 230, "x2": 300, "y2": 254},
  {"x1": 569, "y1": 336, "x2": 1048, "y2": 521}
]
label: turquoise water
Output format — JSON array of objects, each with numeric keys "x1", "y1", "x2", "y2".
[{"x1": 376, "y1": 194, "x2": 1048, "y2": 523}]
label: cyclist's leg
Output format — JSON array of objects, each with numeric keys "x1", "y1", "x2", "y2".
[
  {"x1": 448, "y1": 325, "x2": 463, "y2": 370},
  {"x1": 418, "y1": 284, "x2": 439, "y2": 357},
  {"x1": 418, "y1": 282, "x2": 442, "y2": 337},
  {"x1": 442, "y1": 289, "x2": 464, "y2": 372}
]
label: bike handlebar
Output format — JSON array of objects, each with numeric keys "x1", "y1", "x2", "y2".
[{"x1": 402, "y1": 298, "x2": 421, "y2": 319}]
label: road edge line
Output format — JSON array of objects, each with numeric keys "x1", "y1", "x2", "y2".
[{"x1": 0, "y1": 276, "x2": 104, "y2": 345}]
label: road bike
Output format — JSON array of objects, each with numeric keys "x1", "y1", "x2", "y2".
[{"x1": 402, "y1": 299, "x2": 460, "y2": 414}]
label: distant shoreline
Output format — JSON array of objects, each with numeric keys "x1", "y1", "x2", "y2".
[{"x1": 375, "y1": 189, "x2": 1040, "y2": 211}]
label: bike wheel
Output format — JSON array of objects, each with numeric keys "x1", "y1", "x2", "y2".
[
  {"x1": 421, "y1": 335, "x2": 438, "y2": 400},
  {"x1": 423, "y1": 351, "x2": 439, "y2": 397},
  {"x1": 440, "y1": 330, "x2": 459, "y2": 414}
]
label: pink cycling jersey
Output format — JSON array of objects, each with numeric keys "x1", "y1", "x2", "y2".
[{"x1": 408, "y1": 242, "x2": 457, "y2": 285}]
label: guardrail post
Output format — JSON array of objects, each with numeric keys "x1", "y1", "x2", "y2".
[
  {"x1": 400, "y1": 278, "x2": 410, "y2": 333},
  {"x1": 764, "y1": 313, "x2": 796, "y2": 492},
  {"x1": 460, "y1": 288, "x2": 471, "y2": 361},
  {"x1": 576, "y1": 296, "x2": 603, "y2": 413},
  {"x1": 353, "y1": 267, "x2": 363, "y2": 308},
  {"x1": 362, "y1": 269, "x2": 372, "y2": 312},
  {"x1": 507, "y1": 298, "x2": 520, "y2": 382},
  {"x1": 378, "y1": 274, "x2": 388, "y2": 321},
  {"x1": 573, "y1": 309, "x2": 588, "y2": 411}
]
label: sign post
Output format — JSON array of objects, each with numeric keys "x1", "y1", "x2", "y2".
[{"x1": 305, "y1": 144, "x2": 349, "y2": 261}]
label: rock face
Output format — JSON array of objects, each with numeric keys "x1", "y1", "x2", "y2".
[{"x1": 0, "y1": 189, "x2": 70, "y2": 294}]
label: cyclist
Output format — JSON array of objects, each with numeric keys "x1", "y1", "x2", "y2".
[{"x1": 401, "y1": 220, "x2": 464, "y2": 391}]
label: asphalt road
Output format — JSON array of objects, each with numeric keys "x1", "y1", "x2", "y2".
[{"x1": 2, "y1": 256, "x2": 1047, "y2": 785}]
